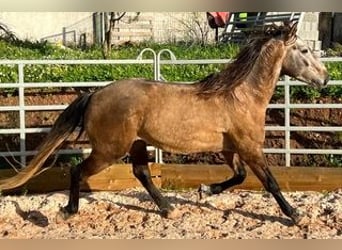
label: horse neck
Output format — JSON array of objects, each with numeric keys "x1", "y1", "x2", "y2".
[{"x1": 242, "y1": 39, "x2": 286, "y2": 106}]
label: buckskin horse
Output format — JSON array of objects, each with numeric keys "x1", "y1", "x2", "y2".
[{"x1": 0, "y1": 22, "x2": 329, "y2": 226}]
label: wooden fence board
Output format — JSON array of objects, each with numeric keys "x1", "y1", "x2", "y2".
[
  {"x1": 0, "y1": 164, "x2": 161, "y2": 194},
  {"x1": 84, "y1": 164, "x2": 161, "y2": 191},
  {"x1": 0, "y1": 164, "x2": 341, "y2": 194},
  {"x1": 159, "y1": 164, "x2": 342, "y2": 192}
]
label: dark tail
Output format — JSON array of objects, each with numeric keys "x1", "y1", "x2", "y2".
[{"x1": 0, "y1": 93, "x2": 92, "y2": 190}]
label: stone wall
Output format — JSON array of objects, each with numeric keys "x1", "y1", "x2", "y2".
[{"x1": 297, "y1": 12, "x2": 322, "y2": 51}]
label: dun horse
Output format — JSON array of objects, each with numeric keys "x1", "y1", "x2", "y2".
[{"x1": 0, "y1": 23, "x2": 329, "y2": 225}]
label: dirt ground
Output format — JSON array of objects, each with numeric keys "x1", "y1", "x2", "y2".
[{"x1": 0, "y1": 188, "x2": 341, "y2": 239}]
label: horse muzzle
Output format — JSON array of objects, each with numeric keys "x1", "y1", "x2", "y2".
[
  {"x1": 323, "y1": 75, "x2": 330, "y2": 86},
  {"x1": 311, "y1": 75, "x2": 329, "y2": 89}
]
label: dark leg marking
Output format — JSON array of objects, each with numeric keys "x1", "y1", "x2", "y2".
[
  {"x1": 199, "y1": 152, "x2": 247, "y2": 197},
  {"x1": 58, "y1": 153, "x2": 110, "y2": 220},
  {"x1": 244, "y1": 152, "x2": 302, "y2": 225},
  {"x1": 130, "y1": 140, "x2": 174, "y2": 217},
  {"x1": 59, "y1": 162, "x2": 82, "y2": 219}
]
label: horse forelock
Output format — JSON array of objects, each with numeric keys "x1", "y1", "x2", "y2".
[{"x1": 195, "y1": 23, "x2": 294, "y2": 98}]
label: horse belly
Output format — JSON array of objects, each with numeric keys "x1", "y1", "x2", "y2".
[{"x1": 138, "y1": 128, "x2": 225, "y2": 154}]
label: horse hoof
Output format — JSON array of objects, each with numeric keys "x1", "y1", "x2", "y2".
[
  {"x1": 291, "y1": 209, "x2": 310, "y2": 228},
  {"x1": 55, "y1": 207, "x2": 76, "y2": 222},
  {"x1": 160, "y1": 208, "x2": 181, "y2": 220},
  {"x1": 198, "y1": 184, "x2": 212, "y2": 200}
]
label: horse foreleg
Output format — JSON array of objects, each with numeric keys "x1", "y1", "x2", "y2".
[
  {"x1": 243, "y1": 151, "x2": 304, "y2": 226},
  {"x1": 198, "y1": 152, "x2": 247, "y2": 197},
  {"x1": 130, "y1": 140, "x2": 179, "y2": 219}
]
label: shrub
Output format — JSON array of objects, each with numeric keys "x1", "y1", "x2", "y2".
[{"x1": 0, "y1": 39, "x2": 341, "y2": 100}]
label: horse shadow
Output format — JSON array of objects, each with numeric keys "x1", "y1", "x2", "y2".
[
  {"x1": 79, "y1": 189, "x2": 220, "y2": 217},
  {"x1": 11, "y1": 201, "x2": 49, "y2": 228},
  {"x1": 8, "y1": 189, "x2": 293, "y2": 227},
  {"x1": 223, "y1": 208, "x2": 294, "y2": 226},
  {"x1": 89, "y1": 190, "x2": 294, "y2": 226}
]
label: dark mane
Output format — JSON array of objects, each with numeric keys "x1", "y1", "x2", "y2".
[{"x1": 195, "y1": 23, "x2": 294, "y2": 97}]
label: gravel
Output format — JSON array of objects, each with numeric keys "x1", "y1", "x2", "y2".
[{"x1": 0, "y1": 188, "x2": 341, "y2": 239}]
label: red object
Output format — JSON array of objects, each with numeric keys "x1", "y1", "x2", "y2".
[{"x1": 207, "y1": 12, "x2": 230, "y2": 28}]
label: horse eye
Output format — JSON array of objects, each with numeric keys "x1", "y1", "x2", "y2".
[{"x1": 301, "y1": 49, "x2": 309, "y2": 54}]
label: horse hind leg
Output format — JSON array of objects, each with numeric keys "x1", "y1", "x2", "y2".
[
  {"x1": 198, "y1": 152, "x2": 247, "y2": 198},
  {"x1": 58, "y1": 152, "x2": 115, "y2": 220},
  {"x1": 58, "y1": 159, "x2": 85, "y2": 220},
  {"x1": 130, "y1": 139, "x2": 179, "y2": 219}
]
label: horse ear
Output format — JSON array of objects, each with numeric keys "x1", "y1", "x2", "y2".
[
  {"x1": 284, "y1": 21, "x2": 298, "y2": 44},
  {"x1": 290, "y1": 22, "x2": 298, "y2": 35}
]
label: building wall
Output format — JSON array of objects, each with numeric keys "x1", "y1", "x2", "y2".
[
  {"x1": 0, "y1": 12, "x2": 321, "y2": 48},
  {"x1": 0, "y1": 12, "x2": 93, "y2": 41},
  {"x1": 0, "y1": 12, "x2": 213, "y2": 44},
  {"x1": 297, "y1": 12, "x2": 321, "y2": 51}
]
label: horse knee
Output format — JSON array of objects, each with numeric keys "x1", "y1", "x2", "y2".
[
  {"x1": 130, "y1": 139, "x2": 150, "y2": 180},
  {"x1": 130, "y1": 140, "x2": 148, "y2": 165}
]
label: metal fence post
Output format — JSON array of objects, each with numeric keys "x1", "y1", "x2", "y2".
[
  {"x1": 136, "y1": 49, "x2": 161, "y2": 163},
  {"x1": 284, "y1": 76, "x2": 291, "y2": 167},
  {"x1": 136, "y1": 48, "x2": 158, "y2": 80},
  {"x1": 155, "y1": 49, "x2": 177, "y2": 164},
  {"x1": 18, "y1": 63, "x2": 26, "y2": 166}
]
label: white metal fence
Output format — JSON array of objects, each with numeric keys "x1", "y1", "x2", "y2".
[{"x1": 0, "y1": 51, "x2": 341, "y2": 167}]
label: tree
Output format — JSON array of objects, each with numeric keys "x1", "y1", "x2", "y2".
[
  {"x1": 102, "y1": 12, "x2": 141, "y2": 58},
  {"x1": 0, "y1": 22, "x2": 17, "y2": 41},
  {"x1": 174, "y1": 12, "x2": 211, "y2": 45}
]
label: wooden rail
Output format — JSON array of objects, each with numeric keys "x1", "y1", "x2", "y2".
[
  {"x1": 161, "y1": 164, "x2": 342, "y2": 192},
  {"x1": 0, "y1": 164, "x2": 341, "y2": 194},
  {"x1": 0, "y1": 164, "x2": 161, "y2": 194}
]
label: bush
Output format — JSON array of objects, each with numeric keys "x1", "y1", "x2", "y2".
[{"x1": 0, "y1": 39, "x2": 341, "y2": 100}]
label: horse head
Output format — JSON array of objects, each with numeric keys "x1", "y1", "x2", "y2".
[{"x1": 280, "y1": 22, "x2": 329, "y2": 88}]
